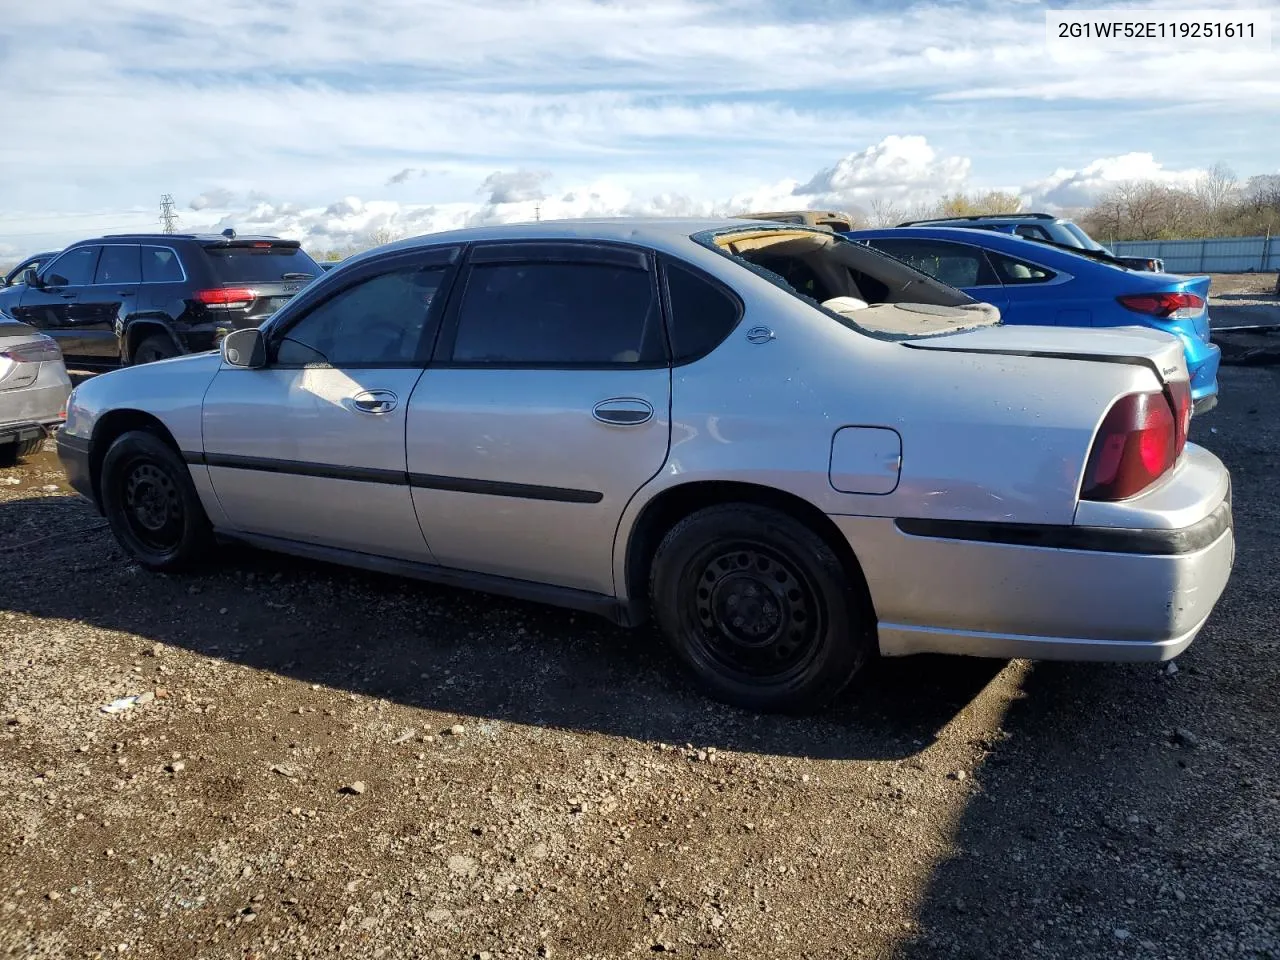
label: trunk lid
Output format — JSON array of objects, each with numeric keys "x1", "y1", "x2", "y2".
[
  {"x1": 904, "y1": 324, "x2": 1188, "y2": 386},
  {"x1": 0, "y1": 322, "x2": 56, "y2": 391}
]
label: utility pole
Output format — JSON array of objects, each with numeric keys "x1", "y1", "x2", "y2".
[
  {"x1": 534, "y1": 203, "x2": 541, "y2": 222},
  {"x1": 159, "y1": 194, "x2": 179, "y2": 234}
]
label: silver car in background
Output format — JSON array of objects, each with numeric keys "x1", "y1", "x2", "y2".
[
  {"x1": 1, "y1": 319, "x2": 71, "y2": 465},
  {"x1": 55, "y1": 218, "x2": 1234, "y2": 713}
]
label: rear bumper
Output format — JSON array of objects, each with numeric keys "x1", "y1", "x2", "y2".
[
  {"x1": 833, "y1": 468, "x2": 1234, "y2": 663},
  {"x1": 1187, "y1": 339, "x2": 1220, "y2": 404},
  {"x1": 55, "y1": 431, "x2": 97, "y2": 509},
  {"x1": 0, "y1": 416, "x2": 63, "y2": 447}
]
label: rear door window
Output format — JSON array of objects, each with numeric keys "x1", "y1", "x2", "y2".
[
  {"x1": 446, "y1": 253, "x2": 664, "y2": 366},
  {"x1": 142, "y1": 247, "x2": 185, "y2": 283},
  {"x1": 204, "y1": 246, "x2": 321, "y2": 283},
  {"x1": 94, "y1": 245, "x2": 142, "y2": 285},
  {"x1": 43, "y1": 246, "x2": 100, "y2": 286},
  {"x1": 865, "y1": 238, "x2": 999, "y2": 288}
]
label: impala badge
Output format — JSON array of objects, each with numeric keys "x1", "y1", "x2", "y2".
[{"x1": 746, "y1": 326, "x2": 776, "y2": 344}]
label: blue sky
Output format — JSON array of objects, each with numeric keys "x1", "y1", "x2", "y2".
[{"x1": 1, "y1": 0, "x2": 1276, "y2": 254}]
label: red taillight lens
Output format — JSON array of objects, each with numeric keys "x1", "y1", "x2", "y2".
[
  {"x1": 195, "y1": 287, "x2": 256, "y2": 308},
  {"x1": 1117, "y1": 292, "x2": 1204, "y2": 318},
  {"x1": 0, "y1": 337, "x2": 62, "y2": 363},
  {"x1": 1082, "y1": 391, "x2": 1178, "y2": 501}
]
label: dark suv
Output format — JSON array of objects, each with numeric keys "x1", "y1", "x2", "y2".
[{"x1": 0, "y1": 232, "x2": 321, "y2": 367}]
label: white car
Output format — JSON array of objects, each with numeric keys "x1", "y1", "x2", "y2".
[{"x1": 56, "y1": 218, "x2": 1234, "y2": 712}]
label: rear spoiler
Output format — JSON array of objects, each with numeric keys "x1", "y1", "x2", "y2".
[{"x1": 198, "y1": 238, "x2": 302, "y2": 250}]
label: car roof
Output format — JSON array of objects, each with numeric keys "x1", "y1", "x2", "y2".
[
  {"x1": 348, "y1": 217, "x2": 769, "y2": 262},
  {"x1": 89, "y1": 233, "x2": 288, "y2": 243},
  {"x1": 896, "y1": 213, "x2": 1071, "y2": 227}
]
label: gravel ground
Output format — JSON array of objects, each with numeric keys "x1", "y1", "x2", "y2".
[
  {"x1": 1, "y1": 364, "x2": 1277, "y2": 960},
  {"x1": 1208, "y1": 273, "x2": 1280, "y2": 331}
]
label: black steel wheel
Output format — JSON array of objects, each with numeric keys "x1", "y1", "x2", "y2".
[
  {"x1": 100, "y1": 429, "x2": 213, "y2": 571},
  {"x1": 650, "y1": 503, "x2": 873, "y2": 713}
]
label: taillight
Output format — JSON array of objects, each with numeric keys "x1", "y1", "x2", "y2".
[
  {"x1": 1081, "y1": 390, "x2": 1179, "y2": 501},
  {"x1": 0, "y1": 337, "x2": 62, "y2": 363},
  {"x1": 1117, "y1": 292, "x2": 1204, "y2": 319},
  {"x1": 195, "y1": 287, "x2": 256, "y2": 308}
]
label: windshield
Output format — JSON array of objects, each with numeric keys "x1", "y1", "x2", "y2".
[{"x1": 1062, "y1": 221, "x2": 1107, "y2": 252}]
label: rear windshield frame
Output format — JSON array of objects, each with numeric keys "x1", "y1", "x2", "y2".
[{"x1": 690, "y1": 225, "x2": 995, "y2": 342}]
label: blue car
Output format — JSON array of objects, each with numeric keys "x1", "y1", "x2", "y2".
[{"x1": 845, "y1": 226, "x2": 1220, "y2": 411}]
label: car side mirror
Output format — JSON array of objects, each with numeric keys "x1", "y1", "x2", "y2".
[
  {"x1": 221, "y1": 327, "x2": 267, "y2": 368},
  {"x1": 24, "y1": 268, "x2": 43, "y2": 288}
]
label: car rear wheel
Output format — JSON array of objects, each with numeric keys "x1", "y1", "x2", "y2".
[
  {"x1": 0, "y1": 438, "x2": 44, "y2": 467},
  {"x1": 100, "y1": 430, "x2": 213, "y2": 571},
  {"x1": 649, "y1": 504, "x2": 872, "y2": 713},
  {"x1": 132, "y1": 334, "x2": 179, "y2": 365}
]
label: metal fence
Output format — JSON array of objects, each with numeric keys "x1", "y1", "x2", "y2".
[{"x1": 1108, "y1": 235, "x2": 1279, "y2": 274}]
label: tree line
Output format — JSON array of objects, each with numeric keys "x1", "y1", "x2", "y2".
[{"x1": 861, "y1": 167, "x2": 1280, "y2": 244}]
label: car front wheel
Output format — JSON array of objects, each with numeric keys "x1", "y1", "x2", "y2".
[
  {"x1": 100, "y1": 430, "x2": 213, "y2": 571},
  {"x1": 649, "y1": 504, "x2": 873, "y2": 713}
]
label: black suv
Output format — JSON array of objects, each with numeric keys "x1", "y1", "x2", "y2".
[{"x1": 0, "y1": 232, "x2": 321, "y2": 367}]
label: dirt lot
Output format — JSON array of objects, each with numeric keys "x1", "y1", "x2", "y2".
[
  {"x1": 2, "y1": 365, "x2": 1278, "y2": 960},
  {"x1": 1208, "y1": 273, "x2": 1280, "y2": 332}
]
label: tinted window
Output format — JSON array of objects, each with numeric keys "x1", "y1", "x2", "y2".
[
  {"x1": 1061, "y1": 221, "x2": 1106, "y2": 251},
  {"x1": 663, "y1": 261, "x2": 742, "y2": 362},
  {"x1": 1014, "y1": 225, "x2": 1052, "y2": 241},
  {"x1": 43, "y1": 246, "x2": 100, "y2": 286},
  {"x1": 275, "y1": 263, "x2": 447, "y2": 366},
  {"x1": 866, "y1": 239, "x2": 996, "y2": 287},
  {"x1": 451, "y1": 261, "x2": 661, "y2": 365},
  {"x1": 206, "y1": 246, "x2": 321, "y2": 283},
  {"x1": 142, "y1": 246, "x2": 185, "y2": 283},
  {"x1": 94, "y1": 245, "x2": 141, "y2": 285},
  {"x1": 989, "y1": 252, "x2": 1057, "y2": 285}
]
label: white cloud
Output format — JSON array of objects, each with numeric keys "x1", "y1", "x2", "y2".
[
  {"x1": 1025, "y1": 153, "x2": 1208, "y2": 209},
  {"x1": 1, "y1": 0, "x2": 1278, "y2": 252},
  {"x1": 792, "y1": 135, "x2": 972, "y2": 209},
  {"x1": 479, "y1": 170, "x2": 553, "y2": 205}
]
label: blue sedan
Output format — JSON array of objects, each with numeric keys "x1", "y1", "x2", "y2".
[{"x1": 844, "y1": 226, "x2": 1220, "y2": 411}]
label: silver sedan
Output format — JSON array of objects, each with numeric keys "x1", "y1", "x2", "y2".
[
  {"x1": 55, "y1": 218, "x2": 1234, "y2": 712},
  {"x1": 1, "y1": 318, "x2": 71, "y2": 465}
]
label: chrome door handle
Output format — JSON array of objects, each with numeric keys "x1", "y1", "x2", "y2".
[
  {"x1": 351, "y1": 389, "x2": 398, "y2": 415},
  {"x1": 592, "y1": 397, "x2": 654, "y2": 425}
]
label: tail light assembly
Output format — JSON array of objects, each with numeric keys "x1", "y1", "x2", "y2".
[
  {"x1": 195, "y1": 287, "x2": 256, "y2": 309},
  {"x1": 1081, "y1": 386, "x2": 1188, "y2": 502},
  {"x1": 0, "y1": 336, "x2": 63, "y2": 363},
  {"x1": 1117, "y1": 292, "x2": 1204, "y2": 319}
]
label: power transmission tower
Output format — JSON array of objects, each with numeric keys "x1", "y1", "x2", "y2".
[
  {"x1": 534, "y1": 203, "x2": 541, "y2": 222},
  {"x1": 159, "y1": 194, "x2": 179, "y2": 234}
]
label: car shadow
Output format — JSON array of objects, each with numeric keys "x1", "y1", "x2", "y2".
[{"x1": 0, "y1": 492, "x2": 1006, "y2": 762}]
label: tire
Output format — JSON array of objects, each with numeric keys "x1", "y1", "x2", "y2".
[
  {"x1": 0, "y1": 438, "x2": 43, "y2": 467},
  {"x1": 649, "y1": 503, "x2": 873, "y2": 713},
  {"x1": 132, "y1": 333, "x2": 179, "y2": 365},
  {"x1": 100, "y1": 429, "x2": 214, "y2": 571}
]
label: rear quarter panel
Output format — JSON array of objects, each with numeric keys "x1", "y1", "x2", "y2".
[{"x1": 611, "y1": 252, "x2": 1162, "y2": 602}]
